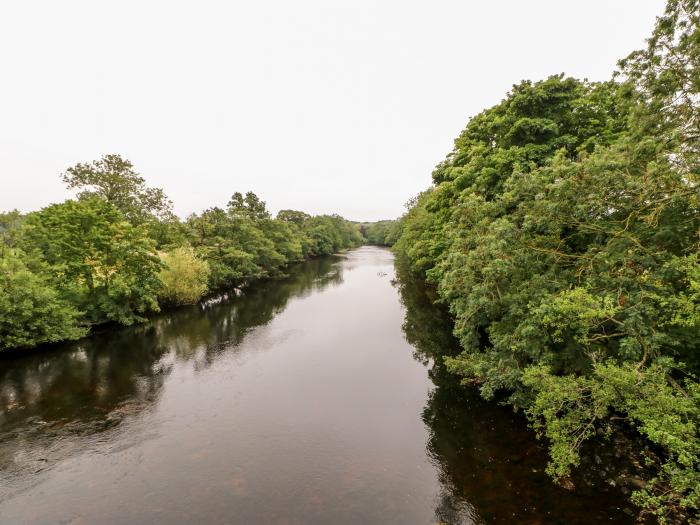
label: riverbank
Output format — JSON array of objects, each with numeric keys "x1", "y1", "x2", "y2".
[
  {"x1": 0, "y1": 249, "x2": 356, "y2": 360},
  {"x1": 0, "y1": 247, "x2": 634, "y2": 524}
]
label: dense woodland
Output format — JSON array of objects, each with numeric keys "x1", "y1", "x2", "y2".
[
  {"x1": 0, "y1": 155, "x2": 363, "y2": 351},
  {"x1": 389, "y1": 1, "x2": 699, "y2": 521}
]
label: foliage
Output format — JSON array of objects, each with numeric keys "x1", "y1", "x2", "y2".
[
  {"x1": 158, "y1": 247, "x2": 211, "y2": 305},
  {"x1": 0, "y1": 210, "x2": 24, "y2": 248},
  {"x1": 1, "y1": 175, "x2": 361, "y2": 352},
  {"x1": 177, "y1": 196, "x2": 364, "y2": 294},
  {"x1": 360, "y1": 220, "x2": 400, "y2": 246},
  {"x1": 393, "y1": 1, "x2": 700, "y2": 521},
  {"x1": 277, "y1": 209, "x2": 311, "y2": 225},
  {"x1": 0, "y1": 252, "x2": 87, "y2": 350},
  {"x1": 227, "y1": 191, "x2": 271, "y2": 220},
  {"x1": 522, "y1": 362, "x2": 699, "y2": 522},
  {"x1": 618, "y1": 0, "x2": 700, "y2": 171},
  {"x1": 304, "y1": 214, "x2": 363, "y2": 256},
  {"x1": 62, "y1": 154, "x2": 173, "y2": 223},
  {"x1": 19, "y1": 197, "x2": 163, "y2": 326}
]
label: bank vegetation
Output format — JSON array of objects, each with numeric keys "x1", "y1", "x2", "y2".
[{"x1": 391, "y1": 1, "x2": 700, "y2": 521}]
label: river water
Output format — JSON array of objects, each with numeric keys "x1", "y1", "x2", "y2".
[{"x1": 0, "y1": 247, "x2": 633, "y2": 524}]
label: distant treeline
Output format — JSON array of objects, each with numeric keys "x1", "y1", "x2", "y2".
[
  {"x1": 359, "y1": 220, "x2": 400, "y2": 247},
  {"x1": 390, "y1": 1, "x2": 699, "y2": 522},
  {"x1": 0, "y1": 155, "x2": 364, "y2": 351}
]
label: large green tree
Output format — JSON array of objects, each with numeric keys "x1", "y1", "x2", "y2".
[
  {"x1": 227, "y1": 191, "x2": 270, "y2": 221},
  {"x1": 393, "y1": 2, "x2": 700, "y2": 520},
  {"x1": 20, "y1": 197, "x2": 163, "y2": 325},
  {"x1": 276, "y1": 209, "x2": 310, "y2": 225},
  {"x1": 62, "y1": 154, "x2": 173, "y2": 223}
]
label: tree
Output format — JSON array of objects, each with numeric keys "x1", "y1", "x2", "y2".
[
  {"x1": 362, "y1": 220, "x2": 398, "y2": 246},
  {"x1": 393, "y1": 5, "x2": 700, "y2": 518},
  {"x1": 0, "y1": 252, "x2": 86, "y2": 350},
  {"x1": 227, "y1": 191, "x2": 270, "y2": 220},
  {"x1": 260, "y1": 219, "x2": 304, "y2": 263},
  {"x1": 618, "y1": 0, "x2": 700, "y2": 171},
  {"x1": 277, "y1": 209, "x2": 310, "y2": 225},
  {"x1": 305, "y1": 215, "x2": 362, "y2": 256},
  {"x1": 0, "y1": 210, "x2": 24, "y2": 250},
  {"x1": 186, "y1": 206, "x2": 281, "y2": 289},
  {"x1": 62, "y1": 154, "x2": 173, "y2": 223},
  {"x1": 20, "y1": 197, "x2": 163, "y2": 325}
]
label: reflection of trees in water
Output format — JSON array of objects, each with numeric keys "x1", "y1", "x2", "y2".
[
  {"x1": 0, "y1": 255, "x2": 343, "y2": 496},
  {"x1": 392, "y1": 254, "x2": 460, "y2": 366},
  {"x1": 0, "y1": 330, "x2": 171, "y2": 495},
  {"x1": 393, "y1": 256, "x2": 633, "y2": 525},
  {"x1": 150, "y1": 255, "x2": 343, "y2": 365}
]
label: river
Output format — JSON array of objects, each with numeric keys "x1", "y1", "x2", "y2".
[{"x1": 0, "y1": 247, "x2": 633, "y2": 524}]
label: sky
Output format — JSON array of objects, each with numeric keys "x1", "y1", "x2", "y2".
[{"x1": 1, "y1": 0, "x2": 664, "y2": 222}]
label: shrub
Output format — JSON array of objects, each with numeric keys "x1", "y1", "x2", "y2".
[{"x1": 158, "y1": 247, "x2": 210, "y2": 305}]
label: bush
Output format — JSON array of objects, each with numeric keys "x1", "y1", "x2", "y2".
[{"x1": 158, "y1": 247, "x2": 210, "y2": 305}]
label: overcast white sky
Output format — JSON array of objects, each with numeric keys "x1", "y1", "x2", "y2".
[{"x1": 1, "y1": 1, "x2": 664, "y2": 221}]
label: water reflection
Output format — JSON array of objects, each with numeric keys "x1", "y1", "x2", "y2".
[
  {"x1": 393, "y1": 256, "x2": 634, "y2": 524},
  {"x1": 150, "y1": 256, "x2": 343, "y2": 365},
  {"x1": 0, "y1": 255, "x2": 343, "y2": 499}
]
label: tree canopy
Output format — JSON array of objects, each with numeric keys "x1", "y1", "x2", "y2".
[
  {"x1": 62, "y1": 154, "x2": 173, "y2": 223},
  {"x1": 392, "y1": 2, "x2": 700, "y2": 521},
  {"x1": 1, "y1": 163, "x2": 363, "y2": 351}
]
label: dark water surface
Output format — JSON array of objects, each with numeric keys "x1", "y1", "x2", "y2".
[{"x1": 0, "y1": 247, "x2": 632, "y2": 524}]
